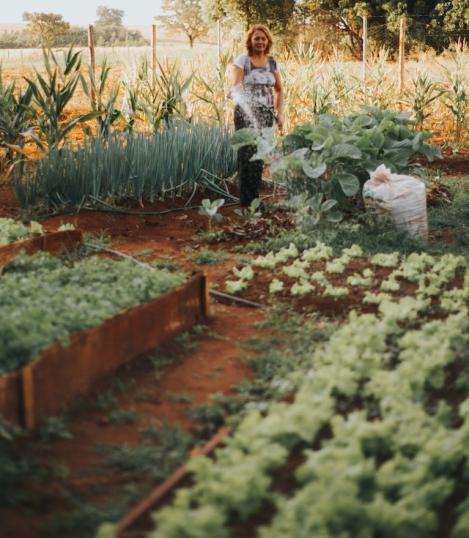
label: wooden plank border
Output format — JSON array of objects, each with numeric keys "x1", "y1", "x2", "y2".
[
  {"x1": 0, "y1": 230, "x2": 83, "y2": 268},
  {"x1": 116, "y1": 427, "x2": 232, "y2": 537},
  {"x1": 0, "y1": 274, "x2": 208, "y2": 429}
]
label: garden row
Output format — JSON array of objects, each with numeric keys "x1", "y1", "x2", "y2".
[
  {"x1": 225, "y1": 241, "x2": 468, "y2": 316},
  {"x1": 124, "y1": 240, "x2": 469, "y2": 538},
  {"x1": 2, "y1": 43, "x2": 469, "y2": 171},
  {"x1": 14, "y1": 106, "x2": 439, "y2": 215},
  {"x1": 0, "y1": 223, "x2": 208, "y2": 428}
]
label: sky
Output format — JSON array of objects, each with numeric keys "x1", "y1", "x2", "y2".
[{"x1": 1, "y1": 1, "x2": 164, "y2": 26}]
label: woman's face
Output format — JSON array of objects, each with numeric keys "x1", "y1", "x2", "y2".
[{"x1": 251, "y1": 30, "x2": 269, "y2": 53}]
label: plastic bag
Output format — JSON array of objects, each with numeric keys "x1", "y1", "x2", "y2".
[{"x1": 363, "y1": 164, "x2": 428, "y2": 241}]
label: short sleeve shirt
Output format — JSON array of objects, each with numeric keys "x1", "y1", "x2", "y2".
[{"x1": 234, "y1": 53, "x2": 279, "y2": 109}]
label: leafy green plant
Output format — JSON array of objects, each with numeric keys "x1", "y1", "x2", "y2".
[
  {"x1": 198, "y1": 198, "x2": 224, "y2": 232},
  {"x1": 167, "y1": 391, "x2": 193, "y2": 404},
  {"x1": 404, "y1": 72, "x2": 446, "y2": 130},
  {"x1": 98, "y1": 422, "x2": 192, "y2": 480},
  {"x1": 39, "y1": 416, "x2": 73, "y2": 441},
  {"x1": 0, "y1": 65, "x2": 33, "y2": 171},
  {"x1": 191, "y1": 248, "x2": 228, "y2": 265},
  {"x1": 80, "y1": 60, "x2": 121, "y2": 139},
  {"x1": 108, "y1": 410, "x2": 138, "y2": 425},
  {"x1": 286, "y1": 193, "x2": 342, "y2": 231},
  {"x1": 234, "y1": 198, "x2": 262, "y2": 221},
  {"x1": 270, "y1": 106, "x2": 441, "y2": 208},
  {"x1": 24, "y1": 48, "x2": 97, "y2": 152},
  {"x1": 0, "y1": 217, "x2": 42, "y2": 245},
  {"x1": 0, "y1": 251, "x2": 185, "y2": 374}
]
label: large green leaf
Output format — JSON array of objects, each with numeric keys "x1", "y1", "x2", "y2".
[
  {"x1": 331, "y1": 143, "x2": 362, "y2": 160},
  {"x1": 230, "y1": 128, "x2": 257, "y2": 150},
  {"x1": 335, "y1": 172, "x2": 360, "y2": 197},
  {"x1": 302, "y1": 160, "x2": 327, "y2": 179},
  {"x1": 327, "y1": 209, "x2": 343, "y2": 223},
  {"x1": 352, "y1": 115, "x2": 375, "y2": 129}
]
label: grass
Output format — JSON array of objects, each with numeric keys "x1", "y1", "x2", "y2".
[
  {"x1": 96, "y1": 422, "x2": 192, "y2": 480},
  {"x1": 39, "y1": 416, "x2": 73, "y2": 442},
  {"x1": 44, "y1": 485, "x2": 145, "y2": 538},
  {"x1": 167, "y1": 391, "x2": 193, "y2": 404},
  {"x1": 108, "y1": 410, "x2": 138, "y2": 425},
  {"x1": 190, "y1": 247, "x2": 229, "y2": 265}
]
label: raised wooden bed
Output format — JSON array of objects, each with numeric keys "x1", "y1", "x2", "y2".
[
  {"x1": 0, "y1": 273, "x2": 209, "y2": 429},
  {"x1": 0, "y1": 229, "x2": 83, "y2": 268}
]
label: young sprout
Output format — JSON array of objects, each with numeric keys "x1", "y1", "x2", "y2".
[
  {"x1": 199, "y1": 198, "x2": 225, "y2": 232},
  {"x1": 269, "y1": 278, "x2": 284, "y2": 294},
  {"x1": 225, "y1": 280, "x2": 247, "y2": 295},
  {"x1": 323, "y1": 285, "x2": 349, "y2": 298},
  {"x1": 291, "y1": 279, "x2": 314, "y2": 296},
  {"x1": 232, "y1": 265, "x2": 254, "y2": 281}
]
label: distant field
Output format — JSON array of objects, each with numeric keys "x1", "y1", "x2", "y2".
[
  {"x1": 0, "y1": 23, "x2": 26, "y2": 32},
  {"x1": 0, "y1": 40, "x2": 220, "y2": 75}
]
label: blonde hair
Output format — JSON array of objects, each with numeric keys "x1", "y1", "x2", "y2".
[{"x1": 245, "y1": 25, "x2": 274, "y2": 55}]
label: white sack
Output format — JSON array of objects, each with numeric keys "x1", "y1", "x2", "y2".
[{"x1": 363, "y1": 164, "x2": 428, "y2": 241}]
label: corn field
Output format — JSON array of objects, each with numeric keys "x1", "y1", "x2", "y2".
[{"x1": 1, "y1": 40, "x2": 469, "y2": 174}]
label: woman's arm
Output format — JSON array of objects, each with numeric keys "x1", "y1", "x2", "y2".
[
  {"x1": 273, "y1": 70, "x2": 284, "y2": 133},
  {"x1": 227, "y1": 65, "x2": 244, "y2": 99}
]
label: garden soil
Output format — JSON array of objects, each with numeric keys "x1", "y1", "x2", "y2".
[
  {"x1": 0, "y1": 185, "x2": 270, "y2": 538},
  {"x1": 0, "y1": 165, "x2": 464, "y2": 537}
]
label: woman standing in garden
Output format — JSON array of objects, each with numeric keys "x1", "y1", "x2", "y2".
[{"x1": 230, "y1": 25, "x2": 284, "y2": 207}]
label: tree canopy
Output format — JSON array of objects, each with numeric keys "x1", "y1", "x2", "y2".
[
  {"x1": 95, "y1": 6, "x2": 125, "y2": 27},
  {"x1": 22, "y1": 12, "x2": 70, "y2": 48},
  {"x1": 156, "y1": 0, "x2": 209, "y2": 48}
]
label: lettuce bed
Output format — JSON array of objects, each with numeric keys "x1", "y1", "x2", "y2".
[{"x1": 0, "y1": 252, "x2": 185, "y2": 374}]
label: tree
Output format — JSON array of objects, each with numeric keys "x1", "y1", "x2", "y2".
[
  {"x1": 300, "y1": 1, "x2": 469, "y2": 57},
  {"x1": 203, "y1": 0, "x2": 296, "y2": 34},
  {"x1": 22, "y1": 12, "x2": 70, "y2": 48},
  {"x1": 156, "y1": 0, "x2": 209, "y2": 48},
  {"x1": 95, "y1": 6, "x2": 125, "y2": 27}
]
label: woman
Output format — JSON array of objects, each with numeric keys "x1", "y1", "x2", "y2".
[{"x1": 230, "y1": 25, "x2": 284, "y2": 208}]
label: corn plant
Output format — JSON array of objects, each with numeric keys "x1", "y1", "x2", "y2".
[
  {"x1": 404, "y1": 72, "x2": 447, "y2": 130},
  {"x1": 192, "y1": 51, "x2": 232, "y2": 125},
  {"x1": 121, "y1": 75, "x2": 140, "y2": 134},
  {"x1": 24, "y1": 48, "x2": 97, "y2": 152},
  {"x1": 440, "y1": 46, "x2": 469, "y2": 146},
  {"x1": 311, "y1": 83, "x2": 334, "y2": 116},
  {"x1": 137, "y1": 58, "x2": 194, "y2": 132},
  {"x1": 80, "y1": 60, "x2": 121, "y2": 140},
  {"x1": 0, "y1": 65, "x2": 33, "y2": 171},
  {"x1": 360, "y1": 47, "x2": 396, "y2": 109}
]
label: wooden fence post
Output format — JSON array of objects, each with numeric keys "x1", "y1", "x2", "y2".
[
  {"x1": 398, "y1": 17, "x2": 406, "y2": 94},
  {"x1": 217, "y1": 19, "x2": 222, "y2": 65},
  {"x1": 88, "y1": 24, "x2": 96, "y2": 101},
  {"x1": 152, "y1": 24, "x2": 157, "y2": 89},
  {"x1": 362, "y1": 16, "x2": 368, "y2": 82}
]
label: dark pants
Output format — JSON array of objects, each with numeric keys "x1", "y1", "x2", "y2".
[{"x1": 234, "y1": 105, "x2": 274, "y2": 207}]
